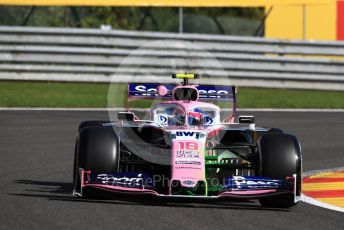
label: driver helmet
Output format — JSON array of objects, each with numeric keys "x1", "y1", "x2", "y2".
[
  {"x1": 188, "y1": 108, "x2": 203, "y2": 125},
  {"x1": 166, "y1": 106, "x2": 185, "y2": 125}
]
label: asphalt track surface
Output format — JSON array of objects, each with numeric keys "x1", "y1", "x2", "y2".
[{"x1": 1, "y1": 110, "x2": 344, "y2": 230}]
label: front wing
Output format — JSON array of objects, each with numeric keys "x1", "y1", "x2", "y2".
[{"x1": 74, "y1": 169, "x2": 299, "y2": 201}]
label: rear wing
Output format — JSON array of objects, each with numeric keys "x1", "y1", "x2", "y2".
[
  {"x1": 128, "y1": 83, "x2": 236, "y2": 101},
  {"x1": 126, "y1": 83, "x2": 237, "y2": 120}
]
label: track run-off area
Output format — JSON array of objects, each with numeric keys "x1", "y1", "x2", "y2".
[
  {"x1": 0, "y1": 109, "x2": 344, "y2": 230},
  {"x1": 302, "y1": 167, "x2": 344, "y2": 212}
]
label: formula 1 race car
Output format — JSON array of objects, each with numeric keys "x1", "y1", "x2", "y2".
[{"x1": 73, "y1": 73, "x2": 302, "y2": 208}]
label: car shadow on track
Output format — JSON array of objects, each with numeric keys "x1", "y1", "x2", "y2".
[{"x1": 9, "y1": 179, "x2": 290, "y2": 212}]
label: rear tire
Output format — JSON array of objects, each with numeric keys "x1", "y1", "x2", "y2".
[
  {"x1": 73, "y1": 126, "x2": 120, "y2": 198},
  {"x1": 258, "y1": 133, "x2": 302, "y2": 208}
]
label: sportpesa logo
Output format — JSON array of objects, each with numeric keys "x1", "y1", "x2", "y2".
[{"x1": 130, "y1": 84, "x2": 231, "y2": 99}]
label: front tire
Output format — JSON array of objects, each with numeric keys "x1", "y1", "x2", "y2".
[
  {"x1": 73, "y1": 126, "x2": 120, "y2": 197},
  {"x1": 258, "y1": 133, "x2": 302, "y2": 208},
  {"x1": 78, "y1": 120, "x2": 111, "y2": 132}
]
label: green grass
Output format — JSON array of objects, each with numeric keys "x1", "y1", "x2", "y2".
[
  {"x1": 0, "y1": 81, "x2": 344, "y2": 108},
  {"x1": 0, "y1": 81, "x2": 111, "y2": 107},
  {"x1": 238, "y1": 87, "x2": 344, "y2": 108}
]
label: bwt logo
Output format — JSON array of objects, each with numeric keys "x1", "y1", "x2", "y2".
[{"x1": 176, "y1": 131, "x2": 200, "y2": 138}]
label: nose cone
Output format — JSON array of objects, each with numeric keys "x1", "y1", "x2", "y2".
[{"x1": 170, "y1": 135, "x2": 206, "y2": 195}]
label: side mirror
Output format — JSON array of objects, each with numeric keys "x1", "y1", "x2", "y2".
[
  {"x1": 118, "y1": 112, "x2": 135, "y2": 121},
  {"x1": 238, "y1": 115, "x2": 255, "y2": 124}
]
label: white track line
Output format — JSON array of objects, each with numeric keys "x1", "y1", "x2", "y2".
[
  {"x1": 302, "y1": 167, "x2": 344, "y2": 213},
  {"x1": 1, "y1": 107, "x2": 344, "y2": 112},
  {"x1": 0, "y1": 107, "x2": 144, "y2": 111},
  {"x1": 238, "y1": 108, "x2": 344, "y2": 112},
  {"x1": 303, "y1": 167, "x2": 344, "y2": 177},
  {"x1": 301, "y1": 195, "x2": 344, "y2": 213}
]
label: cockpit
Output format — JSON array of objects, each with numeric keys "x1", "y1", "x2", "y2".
[{"x1": 152, "y1": 102, "x2": 220, "y2": 127}]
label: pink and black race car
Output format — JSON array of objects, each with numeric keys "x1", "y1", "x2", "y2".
[{"x1": 73, "y1": 73, "x2": 302, "y2": 208}]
